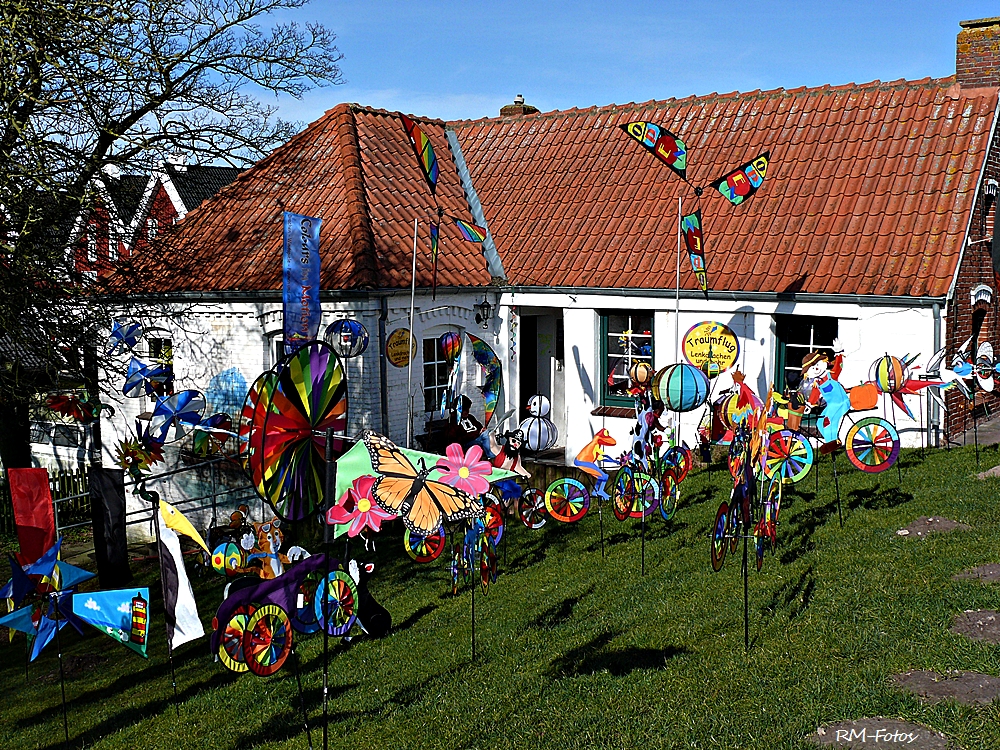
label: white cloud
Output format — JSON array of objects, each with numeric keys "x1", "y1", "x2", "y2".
[
  {"x1": 117, "y1": 602, "x2": 131, "y2": 614},
  {"x1": 84, "y1": 598, "x2": 100, "y2": 611}
]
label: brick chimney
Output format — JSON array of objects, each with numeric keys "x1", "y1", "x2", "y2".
[
  {"x1": 957, "y1": 17, "x2": 1000, "y2": 89},
  {"x1": 500, "y1": 94, "x2": 539, "y2": 117}
]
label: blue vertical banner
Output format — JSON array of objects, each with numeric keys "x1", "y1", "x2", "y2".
[{"x1": 283, "y1": 211, "x2": 322, "y2": 354}]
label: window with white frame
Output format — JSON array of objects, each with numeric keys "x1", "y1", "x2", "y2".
[
  {"x1": 86, "y1": 222, "x2": 97, "y2": 262},
  {"x1": 774, "y1": 315, "x2": 838, "y2": 392},
  {"x1": 147, "y1": 217, "x2": 158, "y2": 241},
  {"x1": 423, "y1": 337, "x2": 452, "y2": 413},
  {"x1": 600, "y1": 311, "x2": 653, "y2": 406}
]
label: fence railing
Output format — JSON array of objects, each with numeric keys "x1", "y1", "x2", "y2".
[{"x1": 0, "y1": 466, "x2": 92, "y2": 538}]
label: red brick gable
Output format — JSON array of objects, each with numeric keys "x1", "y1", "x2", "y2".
[{"x1": 452, "y1": 77, "x2": 998, "y2": 297}]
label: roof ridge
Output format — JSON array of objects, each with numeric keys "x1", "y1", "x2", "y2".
[
  {"x1": 342, "y1": 103, "x2": 447, "y2": 127},
  {"x1": 447, "y1": 76, "x2": 963, "y2": 128},
  {"x1": 336, "y1": 103, "x2": 379, "y2": 288}
]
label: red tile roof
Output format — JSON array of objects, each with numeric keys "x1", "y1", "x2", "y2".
[
  {"x1": 122, "y1": 104, "x2": 493, "y2": 292},
  {"x1": 122, "y1": 78, "x2": 998, "y2": 299},
  {"x1": 453, "y1": 77, "x2": 997, "y2": 297}
]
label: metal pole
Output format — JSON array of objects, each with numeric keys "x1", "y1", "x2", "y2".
[
  {"x1": 742, "y1": 535, "x2": 749, "y2": 653},
  {"x1": 53, "y1": 595, "x2": 70, "y2": 747},
  {"x1": 322, "y1": 428, "x2": 336, "y2": 750},
  {"x1": 406, "y1": 218, "x2": 418, "y2": 448},
  {"x1": 675, "y1": 196, "x2": 681, "y2": 363}
]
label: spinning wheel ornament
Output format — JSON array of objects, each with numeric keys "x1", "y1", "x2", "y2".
[
  {"x1": 314, "y1": 571, "x2": 359, "y2": 637},
  {"x1": 291, "y1": 575, "x2": 321, "y2": 634},
  {"x1": 612, "y1": 469, "x2": 633, "y2": 522},
  {"x1": 763, "y1": 430, "x2": 813, "y2": 484},
  {"x1": 544, "y1": 477, "x2": 590, "y2": 523},
  {"x1": 479, "y1": 536, "x2": 498, "y2": 594},
  {"x1": 845, "y1": 417, "x2": 900, "y2": 473},
  {"x1": 517, "y1": 488, "x2": 547, "y2": 529},
  {"x1": 662, "y1": 446, "x2": 693, "y2": 483},
  {"x1": 627, "y1": 472, "x2": 660, "y2": 518},
  {"x1": 404, "y1": 527, "x2": 446, "y2": 563},
  {"x1": 250, "y1": 341, "x2": 348, "y2": 521},
  {"x1": 659, "y1": 469, "x2": 679, "y2": 521},
  {"x1": 243, "y1": 603, "x2": 292, "y2": 677},
  {"x1": 710, "y1": 501, "x2": 729, "y2": 572},
  {"x1": 483, "y1": 502, "x2": 505, "y2": 545},
  {"x1": 218, "y1": 604, "x2": 254, "y2": 672}
]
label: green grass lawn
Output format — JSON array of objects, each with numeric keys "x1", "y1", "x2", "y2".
[{"x1": 3, "y1": 443, "x2": 1000, "y2": 749}]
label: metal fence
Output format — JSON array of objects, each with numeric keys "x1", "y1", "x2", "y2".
[
  {"x1": 0, "y1": 466, "x2": 92, "y2": 538},
  {"x1": 1, "y1": 457, "x2": 255, "y2": 541}
]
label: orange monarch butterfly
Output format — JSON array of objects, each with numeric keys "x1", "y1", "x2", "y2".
[{"x1": 362, "y1": 431, "x2": 484, "y2": 535}]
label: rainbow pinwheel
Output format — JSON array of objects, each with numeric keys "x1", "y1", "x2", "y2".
[
  {"x1": 248, "y1": 341, "x2": 348, "y2": 522},
  {"x1": 107, "y1": 321, "x2": 143, "y2": 355},
  {"x1": 147, "y1": 390, "x2": 206, "y2": 443},
  {"x1": 466, "y1": 333, "x2": 502, "y2": 430}
]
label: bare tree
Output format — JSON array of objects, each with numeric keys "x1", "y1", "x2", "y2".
[{"x1": 0, "y1": 0, "x2": 343, "y2": 468}]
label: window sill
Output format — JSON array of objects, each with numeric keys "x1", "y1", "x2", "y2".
[{"x1": 591, "y1": 406, "x2": 634, "y2": 419}]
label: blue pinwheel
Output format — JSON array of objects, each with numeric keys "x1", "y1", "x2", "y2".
[
  {"x1": 147, "y1": 390, "x2": 206, "y2": 443},
  {"x1": 107, "y1": 321, "x2": 143, "y2": 355}
]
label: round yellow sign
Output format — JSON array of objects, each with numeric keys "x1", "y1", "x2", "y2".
[
  {"x1": 386, "y1": 328, "x2": 417, "y2": 368},
  {"x1": 683, "y1": 322, "x2": 739, "y2": 377}
]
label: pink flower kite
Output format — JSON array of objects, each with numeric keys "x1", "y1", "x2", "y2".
[
  {"x1": 436, "y1": 443, "x2": 493, "y2": 497},
  {"x1": 326, "y1": 475, "x2": 395, "y2": 537}
]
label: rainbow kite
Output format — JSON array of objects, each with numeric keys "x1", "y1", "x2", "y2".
[
  {"x1": 455, "y1": 218, "x2": 487, "y2": 243},
  {"x1": 400, "y1": 114, "x2": 439, "y2": 194},
  {"x1": 466, "y1": 333, "x2": 502, "y2": 429}
]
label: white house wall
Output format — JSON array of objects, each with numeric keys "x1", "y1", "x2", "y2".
[
  {"x1": 96, "y1": 290, "x2": 489, "y2": 541},
  {"x1": 500, "y1": 292, "x2": 943, "y2": 466}
]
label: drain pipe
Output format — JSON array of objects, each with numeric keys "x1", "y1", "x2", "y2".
[
  {"x1": 378, "y1": 295, "x2": 390, "y2": 435},
  {"x1": 931, "y1": 302, "x2": 941, "y2": 447}
]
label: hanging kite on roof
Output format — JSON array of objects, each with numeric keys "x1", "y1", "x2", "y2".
[
  {"x1": 681, "y1": 211, "x2": 709, "y2": 299},
  {"x1": 454, "y1": 218, "x2": 488, "y2": 243},
  {"x1": 620, "y1": 121, "x2": 687, "y2": 180},
  {"x1": 400, "y1": 113, "x2": 439, "y2": 194},
  {"x1": 709, "y1": 152, "x2": 770, "y2": 207}
]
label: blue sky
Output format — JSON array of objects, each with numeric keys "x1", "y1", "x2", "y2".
[{"x1": 267, "y1": 1, "x2": 1000, "y2": 124}]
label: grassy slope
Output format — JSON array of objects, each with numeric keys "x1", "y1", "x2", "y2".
[{"x1": 2, "y1": 444, "x2": 1000, "y2": 750}]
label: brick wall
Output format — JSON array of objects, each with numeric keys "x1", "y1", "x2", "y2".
[
  {"x1": 958, "y1": 18, "x2": 1000, "y2": 90},
  {"x1": 944, "y1": 101, "x2": 1000, "y2": 438}
]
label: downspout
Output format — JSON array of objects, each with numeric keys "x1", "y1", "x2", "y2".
[{"x1": 378, "y1": 295, "x2": 390, "y2": 435}]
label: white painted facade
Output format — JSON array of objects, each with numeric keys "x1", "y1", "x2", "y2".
[{"x1": 496, "y1": 291, "x2": 945, "y2": 466}]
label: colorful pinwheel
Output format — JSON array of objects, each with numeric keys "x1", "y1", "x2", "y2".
[
  {"x1": 147, "y1": 390, "x2": 206, "y2": 444},
  {"x1": 107, "y1": 321, "x2": 143, "y2": 355},
  {"x1": 249, "y1": 341, "x2": 348, "y2": 522}
]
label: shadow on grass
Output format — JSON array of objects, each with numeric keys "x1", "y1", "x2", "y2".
[
  {"x1": 778, "y1": 499, "x2": 839, "y2": 565},
  {"x1": 547, "y1": 631, "x2": 690, "y2": 678},
  {"x1": 530, "y1": 587, "x2": 594, "y2": 629},
  {"x1": 761, "y1": 565, "x2": 816, "y2": 621},
  {"x1": 392, "y1": 604, "x2": 438, "y2": 633},
  {"x1": 847, "y1": 484, "x2": 914, "y2": 511}
]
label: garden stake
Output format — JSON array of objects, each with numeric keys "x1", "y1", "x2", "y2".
[
  {"x1": 292, "y1": 648, "x2": 312, "y2": 750},
  {"x1": 322, "y1": 427, "x2": 336, "y2": 750},
  {"x1": 831, "y1": 451, "x2": 842, "y2": 528},
  {"x1": 640, "y1": 507, "x2": 646, "y2": 576},
  {"x1": 51, "y1": 594, "x2": 70, "y2": 746},
  {"x1": 742, "y1": 534, "x2": 749, "y2": 653}
]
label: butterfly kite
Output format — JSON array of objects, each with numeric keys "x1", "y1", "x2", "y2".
[{"x1": 363, "y1": 430, "x2": 485, "y2": 536}]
